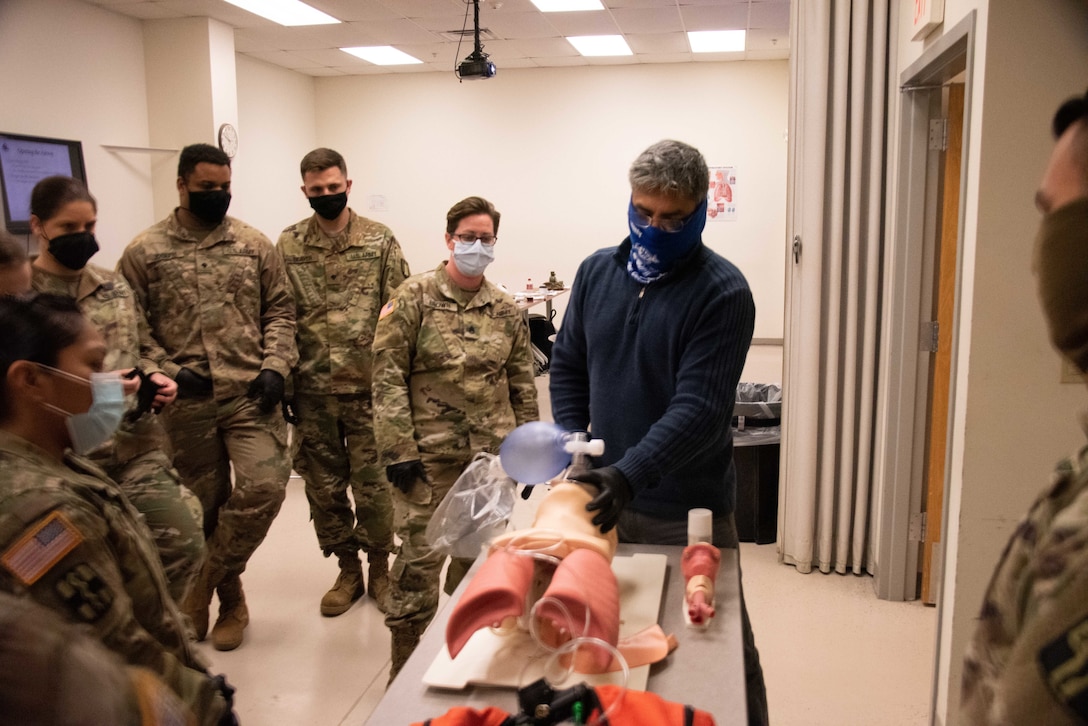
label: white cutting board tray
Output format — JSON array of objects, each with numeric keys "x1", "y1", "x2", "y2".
[{"x1": 422, "y1": 552, "x2": 668, "y2": 691}]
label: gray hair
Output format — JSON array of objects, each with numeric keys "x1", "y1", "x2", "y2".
[{"x1": 628, "y1": 140, "x2": 709, "y2": 202}]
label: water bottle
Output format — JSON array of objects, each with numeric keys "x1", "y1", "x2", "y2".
[{"x1": 499, "y1": 421, "x2": 604, "y2": 484}]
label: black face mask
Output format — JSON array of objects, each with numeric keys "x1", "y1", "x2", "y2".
[
  {"x1": 187, "y1": 189, "x2": 231, "y2": 226},
  {"x1": 308, "y1": 192, "x2": 348, "y2": 221},
  {"x1": 46, "y1": 231, "x2": 99, "y2": 270}
]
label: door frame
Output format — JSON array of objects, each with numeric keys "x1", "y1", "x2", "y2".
[{"x1": 873, "y1": 12, "x2": 975, "y2": 606}]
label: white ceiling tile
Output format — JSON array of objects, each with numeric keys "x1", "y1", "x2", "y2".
[
  {"x1": 244, "y1": 50, "x2": 318, "y2": 69},
  {"x1": 481, "y1": 11, "x2": 563, "y2": 39},
  {"x1": 749, "y1": 0, "x2": 789, "y2": 30},
  {"x1": 625, "y1": 31, "x2": 689, "y2": 54},
  {"x1": 307, "y1": 0, "x2": 401, "y2": 22},
  {"x1": 745, "y1": 47, "x2": 789, "y2": 60},
  {"x1": 745, "y1": 27, "x2": 788, "y2": 50},
  {"x1": 610, "y1": 7, "x2": 683, "y2": 34},
  {"x1": 679, "y1": 4, "x2": 750, "y2": 30},
  {"x1": 542, "y1": 10, "x2": 621, "y2": 35}
]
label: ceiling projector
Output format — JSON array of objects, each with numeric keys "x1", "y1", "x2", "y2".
[{"x1": 458, "y1": 52, "x2": 497, "y2": 81}]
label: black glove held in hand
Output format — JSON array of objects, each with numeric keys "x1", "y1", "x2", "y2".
[
  {"x1": 123, "y1": 368, "x2": 164, "y2": 421},
  {"x1": 247, "y1": 369, "x2": 285, "y2": 414},
  {"x1": 211, "y1": 673, "x2": 239, "y2": 726},
  {"x1": 175, "y1": 367, "x2": 213, "y2": 399},
  {"x1": 570, "y1": 465, "x2": 632, "y2": 534},
  {"x1": 386, "y1": 460, "x2": 427, "y2": 494},
  {"x1": 281, "y1": 397, "x2": 300, "y2": 425}
]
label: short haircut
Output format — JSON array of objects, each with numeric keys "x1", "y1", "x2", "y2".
[
  {"x1": 1054, "y1": 88, "x2": 1088, "y2": 184},
  {"x1": 0, "y1": 229, "x2": 27, "y2": 266},
  {"x1": 0, "y1": 293, "x2": 86, "y2": 420},
  {"x1": 446, "y1": 196, "x2": 501, "y2": 235},
  {"x1": 177, "y1": 143, "x2": 231, "y2": 181},
  {"x1": 300, "y1": 148, "x2": 347, "y2": 179},
  {"x1": 628, "y1": 139, "x2": 710, "y2": 203},
  {"x1": 30, "y1": 176, "x2": 96, "y2": 223}
]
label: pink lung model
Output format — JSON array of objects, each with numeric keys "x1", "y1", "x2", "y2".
[{"x1": 681, "y1": 543, "x2": 721, "y2": 627}]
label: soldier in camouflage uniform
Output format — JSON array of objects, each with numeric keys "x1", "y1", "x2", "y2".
[
  {"x1": 0, "y1": 293, "x2": 235, "y2": 726},
  {"x1": 277, "y1": 148, "x2": 410, "y2": 617},
  {"x1": 0, "y1": 592, "x2": 197, "y2": 725},
  {"x1": 119, "y1": 144, "x2": 298, "y2": 652},
  {"x1": 961, "y1": 90, "x2": 1088, "y2": 725},
  {"x1": 0, "y1": 227, "x2": 31, "y2": 295},
  {"x1": 28, "y1": 175, "x2": 204, "y2": 602},
  {"x1": 372, "y1": 196, "x2": 539, "y2": 681}
]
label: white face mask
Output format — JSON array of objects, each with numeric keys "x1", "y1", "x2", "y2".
[
  {"x1": 38, "y1": 366, "x2": 125, "y2": 455},
  {"x1": 452, "y1": 240, "x2": 495, "y2": 277}
]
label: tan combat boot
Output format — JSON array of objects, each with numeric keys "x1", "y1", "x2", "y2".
[
  {"x1": 320, "y1": 553, "x2": 364, "y2": 617},
  {"x1": 211, "y1": 575, "x2": 249, "y2": 651},
  {"x1": 366, "y1": 551, "x2": 391, "y2": 614},
  {"x1": 387, "y1": 622, "x2": 423, "y2": 686},
  {"x1": 178, "y1": 560, "x2": 215, "y2": 641}
]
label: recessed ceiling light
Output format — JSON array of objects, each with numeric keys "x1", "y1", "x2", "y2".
[
  {"x1": 688, "y1": 30, "x2": 747, "y2": 53},
  {"x1": 530, "y1": 0, "x2": 604, "y2": 11},
  {"x1": 566, "y1": 35, "x2": 633, "y2": 57},
  {"x1": 340, "y1": 46, "x2": 423, "y2": 66},
  {"x1": 224, "y1": 0, "x2": 340, "y2": 26}
]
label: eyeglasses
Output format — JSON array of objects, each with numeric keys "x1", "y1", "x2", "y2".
[
  {"x1": 630, "y1": 210, "x2": 694, "y2": 234},
  {"x1": 451, "y1": 233, "x2": 497, "y2": 246}
]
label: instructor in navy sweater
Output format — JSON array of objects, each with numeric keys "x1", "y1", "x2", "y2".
[{"x1": 549, "y1": 139, "x2": 768, "y2": 725}]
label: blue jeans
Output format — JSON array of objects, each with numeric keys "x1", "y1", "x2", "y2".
[{"x1": 617, "y1": 509, "x2": 770, "y2": 726}]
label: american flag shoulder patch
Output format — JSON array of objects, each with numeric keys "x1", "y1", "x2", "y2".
[
  {"x1": 379, "y1": 298, "x2": 397, "y2": 320},
  {"x1": 1, "y1": 511, "x2": 83, "y2": 586}
]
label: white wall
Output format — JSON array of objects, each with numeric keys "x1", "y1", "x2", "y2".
[
  {"x1": 308, "y1": 62, "x2": 788, "y2": 383},
  {"x1": 231, "y1": 54, "x2": 318, "y2": 237},
  {"x1": 888, "y1": 1, "x2": 1088, "y2": 722},
  {"x1": 0, "y1": 0, "x2": 154, "y2": 267}
]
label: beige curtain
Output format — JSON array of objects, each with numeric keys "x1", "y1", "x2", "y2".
[{"x1": 779, "y1": 0, "x2": 889, "y2": 576}]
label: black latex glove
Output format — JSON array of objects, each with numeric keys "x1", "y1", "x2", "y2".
[
  {"x1": 247, "y1": 369, "x2": 285, "y2": 414},
  {"x1": 386, "y1": 460, "x2": 427, "y2": 494},
  {"x1": 281, "y1": 397, "x2": 300, "y2": 425},
  {"x1": 123, "y1": 368, "x2": 164, "y2": 421},
  {"x1": 570, "y1": 465, "x2": 632, "y2": 534},
  {"x1": 211, "y1": 673, "x2": 239, "y2": 726},
  {"x1": 175, "y1": 367, "x2": 213, "y2": 399}
]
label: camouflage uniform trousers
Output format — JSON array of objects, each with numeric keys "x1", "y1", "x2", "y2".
[
  {"x1": 291, "y1": 392, "x2": 394, "y2": 558},
  {"x1": 161, "y1": 394, "x2": 290, "y2": 580},
  {"x1": 100, "y1": 448, "x2": 205, "y2": 602},
  {"x1": 384, "y1": 451, "x2": 477, "y2": 631}
]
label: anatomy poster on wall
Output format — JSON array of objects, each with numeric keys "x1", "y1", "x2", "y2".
[{"x1": 707, "y1": 166, "x2": 736, "y2": 221}]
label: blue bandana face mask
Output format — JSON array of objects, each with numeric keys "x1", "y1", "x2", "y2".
[{"x1": 626, "y1": 197, "x2": 708, "y2": 284}]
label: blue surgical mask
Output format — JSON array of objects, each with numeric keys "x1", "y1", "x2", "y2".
[
  {"x1": 452, "y1": 240, "x2": 495, "y2": 277},
  {"x1": 39, "y1": 366, "x2": 125, "y2": 455},
  {"x1": 626, "y1": 197, "x2": 708, "y2": 284}
]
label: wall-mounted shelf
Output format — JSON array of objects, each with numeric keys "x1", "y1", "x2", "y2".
[{"x1": 101, "y1": 144, "x2": 178, "y2": 153}]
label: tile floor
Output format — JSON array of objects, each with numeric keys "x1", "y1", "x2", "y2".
[{"x1": 195, "y1": 478, "x2": 938, "y2": 726}]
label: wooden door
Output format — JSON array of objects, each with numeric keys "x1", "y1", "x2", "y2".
[{"x1": 921, "y1": 83, "x2": 964, "y2": 604}]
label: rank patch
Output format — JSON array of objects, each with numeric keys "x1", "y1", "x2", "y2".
[{"x1": 1, "y1": 511, "x2": 83, "y2": 585}]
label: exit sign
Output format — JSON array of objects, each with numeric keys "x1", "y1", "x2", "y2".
[{"x1": 912, "y1": 0, "x2": 944, "y2": 40}]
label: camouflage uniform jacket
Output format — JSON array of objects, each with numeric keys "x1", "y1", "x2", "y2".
[
  {"x1": 961, "y1": 428, "x2": 1088, "y2": 725},
  {"x1": 118, "y1": 211, "x2": 298, "y2": 401},
  {"x1": 32, "y1": 264, "x2": 170, "y2": 466},
  {"x1": 277, "y1": 210, "x2": 410, "y2": 395},
  {"x1": 372, "y1": 262, "x2": 539, "y2": 466},
  {"x1": 0, "y1": 430, "x2": 225, "y2": 724}
]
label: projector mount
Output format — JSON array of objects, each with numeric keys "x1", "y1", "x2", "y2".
[{"x1": 456, "y1": 0, "x2": 497, "y2": 81}]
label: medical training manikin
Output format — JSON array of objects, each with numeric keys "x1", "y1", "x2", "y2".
[{"x1": 440, "y1": 424, "x2": 680, "y2": 675}]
